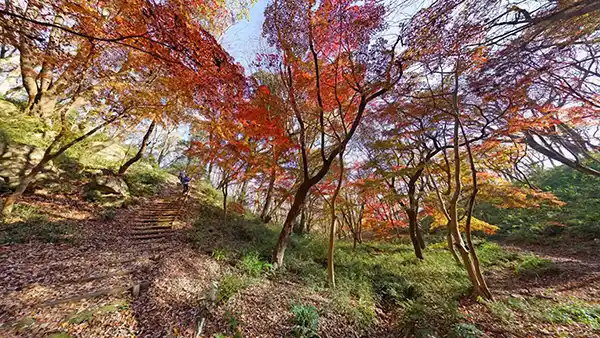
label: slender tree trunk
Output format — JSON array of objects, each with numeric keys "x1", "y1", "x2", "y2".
[
  {"x1": 207, "y1": 160, "x2": 213, "y2": 180},
  {"x1": 416, "y1": 223, "x2": 426, "y2": 249},
  {"x1": 222, "y1": 181, "x2": 228, "y2": 222},
  {"x1": 328, "y1": 152, "x2": 344, "y2": 288},
  {"x1": 118, "y1": 119, "x2": 156, "y2": 175},
  {"x1": 2, "y1": 109, "x2": 126, "y2": 216},
  {"x1": 459, "y1": 114, "x2": 493, "y2": 300},
  {"x1": 260, "y1": 168, "x2": 276, "y2": 222},
  {"x1": 327, "y1": 216, "x2": 338, "y2": 287},
  {"x1": 293, "y1": 205, "x2": 306, "y2": 235},
  {"x1": 447, "y1": 109, "x2": 492, "y2": 299}
]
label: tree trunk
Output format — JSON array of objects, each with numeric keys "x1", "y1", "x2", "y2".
[
  {"x1": 327, "y1": 216, "x2": 338, "y2": 287},
  {"x1": 447, "y1": 230, "x2": 461, "y2": 265},
  {"x1": 416, "y1": 223, "x2": 426, "y2": 249},
  {"x1": 156, "y1": 128, "x2": 173, "y2": 166},
  {"x1": 407, "y1": 208, "x2": 424, "y2": 259},
  {"x1": 238, "y1": 180, "x2": 248, "y2": 205},
  {"x1": 118, "y1": 119, "x2": 156, "y2": 175},
  {"x1": 260, "y1": 168, "x2": 276, "y2": 222},
  {"x1": 447, "y1": 100, "x2": 492, "y2": 299},
  {"x1": 19, "y1": 41, "x2": 38, "y2": 115},
  {"x1": 328, "y1": 153, "x2": 344, "y2": 288},
  {"x1": 293, "y1": 205, "x2": 306, "y2": 235},
  {"x1": 272, "y1": 183, "x2": 310, "y2": 268},
  {"x1": 459, "y1": 113, "x2": 493, "y2": 300},
  {"x1": 222, "y1": 181, "x2": 228, "y2": 222}
]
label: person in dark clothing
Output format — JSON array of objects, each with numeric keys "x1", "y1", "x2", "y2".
[
  {"x1": 182, "y1": 175, "x2": 191, "y2": 194},
  {"x1": 178, "y1": 171, "x2": 191, "y2": 194}
]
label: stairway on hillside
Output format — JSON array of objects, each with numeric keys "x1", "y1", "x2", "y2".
[
  {"x1": 1, "y1": 197, "x2": 185, "y2": 336},
  {"x1": 129, "y1": 200, "x2": 180, "y2": 242}
]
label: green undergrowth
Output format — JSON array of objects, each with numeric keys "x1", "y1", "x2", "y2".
[
  {"x1": 187, "y1": 199, "x2": 540, "y2": 336},
  {"x1": 484, "y1": 296, "x2": 600, "y2": 331},
  {"x1": 477, "y1": 162, "x2": 600, "y2": 243},
  {"x1": 515, "y1": 254, "x2": 558, "y2": 277},
  {"x1": 0, "y1": 203, "x2": 77, "y2": 244},
  {"x1": 291, "y1": 303, "x2": 320, "y2": 337}
]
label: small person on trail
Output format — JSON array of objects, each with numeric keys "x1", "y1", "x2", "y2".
[{"x1": 179, "y1": 171, "x2": 191, "y2": 194}]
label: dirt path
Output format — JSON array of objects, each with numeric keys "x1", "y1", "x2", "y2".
[{"x1": 0, "y1": 194, "x2": 221, "y2": 337}]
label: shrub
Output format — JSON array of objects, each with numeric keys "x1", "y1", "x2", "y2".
[
  {"x1": 217, "y1": 275, "x2": 249, "y2": 303},
  {"x1": 290, "y1": 303, "x2": 319, "y2": 338},
  {"x1": 240, "y1": 251, "x2": 272, "y2": 276}
]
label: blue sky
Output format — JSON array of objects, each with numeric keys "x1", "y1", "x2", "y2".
[{"x1": 221, "y1": 0, "x2": 269, "y2": 73}]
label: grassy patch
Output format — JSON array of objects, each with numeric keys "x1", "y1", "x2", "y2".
[
  {"x1": 515, "y1": 254, "x2": 557, "y2": 277},
  {"x1": 101, "y1": 207, "x2": 117, "y2": 221},
  {"x1": 449, "y1": 322, "x2": 485, "y2": 338},
  {"x1": 217, "y1": 274, "x2": 251, "y2": 303},
  {"x1": 212, "y1": 248, "x2": 230, "y2": 261},
  {"x1": 47, "y1": 333, "x2": 73, "y2": 338},
  {"x1": 484, "y1": 299, "x2": 517, "y2": 324},
  {"x1": 477, "y1": 242, "x2": 522, "y2": 268},
  {"x1": 544, "y1": 300, "x2": 600, "y2": 328},
  {"x1": 488, "y1": 296, "x2": 600, "y2": 330}
]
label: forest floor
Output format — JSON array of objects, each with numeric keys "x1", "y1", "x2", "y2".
[{"x1": 1, "y1": 189, "x2": 599, "y2": 338}]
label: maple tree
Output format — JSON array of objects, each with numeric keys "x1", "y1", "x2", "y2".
[
  {"x1": 0, "y1": 0, "x2": 246, "y2": 215},
  {"x1": 260, "y1": 0, "x2": 405, "y2": 268}
]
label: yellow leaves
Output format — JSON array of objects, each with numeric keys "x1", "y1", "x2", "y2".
[{"x1": 430, "y1": 210, "x2": 499, "y2": 234}]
